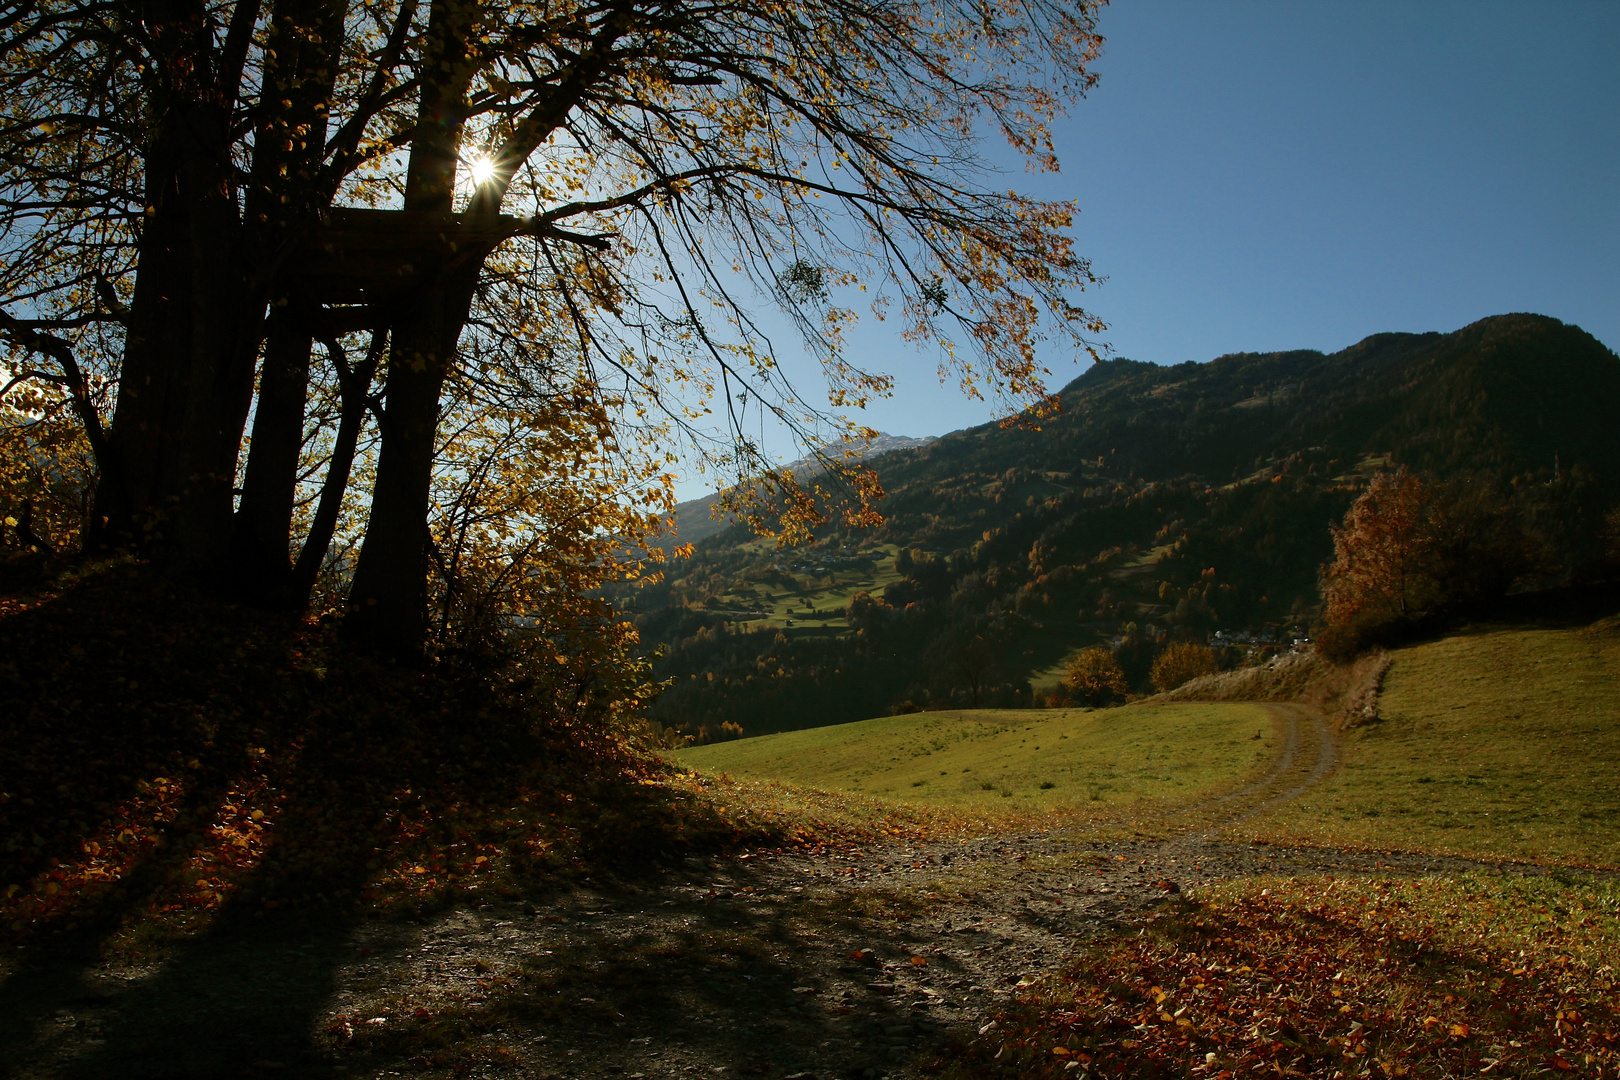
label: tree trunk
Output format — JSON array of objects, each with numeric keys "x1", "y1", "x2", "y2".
[
  {"x1": 95, "y1": 118, "x2": 261, "y2": 580},
  {"x1": 91, "y1": 0, "x2": 265, "y2": 581},
  {"x1": 289, "y1": 330, "x2": 384, "y2": 607},
  {"x1": 344, "y1": 0, "x2": 480, "y2": 658},
  {"x1": 224, "y1": 0, "x2": 348, "y2": 601},
  {"x1": 232, "y1": 308, "x2": 313, "y2": 605},
  {"x1": 344, "y1": 272, "x2": 478, "y2": 655}
]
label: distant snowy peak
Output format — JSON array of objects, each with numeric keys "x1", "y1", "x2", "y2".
[
  {"x1": 666, "y1": 432, "x2": 937, "y2": 548},
  {"x1": 778, "y1": 433, "x2": 936, "y2": 475}
]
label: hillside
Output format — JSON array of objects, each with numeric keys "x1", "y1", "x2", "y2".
[
  {"x1": 1249, "y1": 615, "x2": 1620, "y2": 864},
  {"x1": 624, "y1": 314, "x2": 1620, "y2": 739},
  {"x1": 666, "y1": 433, "x2": 937, "y2": 549}
]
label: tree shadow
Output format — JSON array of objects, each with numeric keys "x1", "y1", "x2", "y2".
[
  {"x1": 326, "y1": 863, "x2": 966, "y2": 1079},
  {"x1": 0, "y1": 567, "x2": 770, "y2": 1077}
]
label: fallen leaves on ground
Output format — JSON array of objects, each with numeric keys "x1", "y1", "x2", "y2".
[
  {"x1": 952, "y1": 873, "x2": 1620, "y2": 1079},
  {"x1": 0, "y1": 566, "x2": 802, "y2": 943}
]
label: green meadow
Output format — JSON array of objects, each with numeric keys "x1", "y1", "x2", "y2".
[
  {"x1": 705, "y1": 540, "x2": 909, "y2": 631},
  {"x1": 1252, "y1": 619, "x2": 1620, "y2": 866},
  {"x1": 674, "y1": 702, "x2": 1277, "y2": 812}
]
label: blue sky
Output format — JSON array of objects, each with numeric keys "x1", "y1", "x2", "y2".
[{"x1": 690, "y1": 0, "x2": 1618, "y2": 497}]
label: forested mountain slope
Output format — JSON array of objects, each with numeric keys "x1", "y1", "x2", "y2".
[{"x1": 620, "y1": 314, "x2": 1620, "y2": 739}]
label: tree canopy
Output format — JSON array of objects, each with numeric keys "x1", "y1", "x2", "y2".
[
  {"x1": 0, "y1": 0, "x2": 1107, "y2": 656},
  {"x1": 1062, "y1": 645, "x2": 1126, "y2": 707}
]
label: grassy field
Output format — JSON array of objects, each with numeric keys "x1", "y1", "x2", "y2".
[
  {"x1": 1028, "y1": 656, "x2": 1073, "y2": 696},
  {"x1": 674, "y1": 702, "x2": 1278, "y2": 813},
  {"x1": 717, "y1": 541, "x2": 906, "y2": 631},
  {"x1": 1250, "y1": 618, "x2": 1620, "y2": 866}
]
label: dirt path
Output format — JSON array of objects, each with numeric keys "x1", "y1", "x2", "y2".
[{"x1": 0, "y1": 706, "x2": 1553, "y2": 1080}]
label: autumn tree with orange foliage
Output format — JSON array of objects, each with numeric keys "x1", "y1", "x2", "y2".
[
  {"x1": 1063, "y1": 646, "x2": 1129, "y2": 707},
  {"x1": 0, "y1": 0, "x2": 1109, "y2": 661},
  {"x1": 1321, "y1": 468, "x2": 1442, "y2": 636},
  {"x1": 1149, "y1": 641, "x2": 1218, "y2": 693},
  {"x1": 1319, "y1": 468, "x2": 1547, "y2": 658}
]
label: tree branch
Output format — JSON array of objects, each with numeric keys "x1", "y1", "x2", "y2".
[{"x1": 0, "y1": 308, "x2": 111, "y2": 469}]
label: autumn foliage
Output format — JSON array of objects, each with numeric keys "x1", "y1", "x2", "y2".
[
  {"x1": 0, "y1": 0, "x2": 1109, "y2": 659},
  {"x1": 1321, "y1": 469, "x2": 1441, "y2": 637},
  {"x1": 1319, "y1": 468, "x2": 1548, "y2": 659},
  {"x1": 1150, "y1": 642, "x2": 1219, "y2": 693},
  {"x1": 1062, "y1": 647, "x2": 1129, "y2": 708},
  {"x1": 958, "y1": 875, "x2": 1620, "y2": 1080},
  {"x1": 0, "y1": 566, "x2": 784, "y2": 943}
]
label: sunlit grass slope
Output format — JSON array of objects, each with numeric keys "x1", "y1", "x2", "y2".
[
  {"x1": 674, "y1": 703, "x2": 1277, "y2": 812},
  {"x1": 1252, "y1": 618, "x2": 1620, "y2": 866}
]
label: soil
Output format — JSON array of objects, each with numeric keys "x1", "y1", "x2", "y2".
[{"x1": 0, "y1": 705, "x2": 1558, "y2": 1080}]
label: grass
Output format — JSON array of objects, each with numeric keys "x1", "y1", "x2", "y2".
[
  {"x1": 956, "y1": 870, "x2": 1620, "y2": 1080},
  {"x1": 674, "y1": 703, "x2": 1278, "y2": 814},
  {"x1": 715, "y1": 543, "x2": 906, "y2": 631},
  {"x1": 1249, "y1": 619, "x2": 1620, "y2": 866},
  {"x1": 1109, "y1": 543, "x2": 1174, "y2": 577},
  {"x1": 1028, "y1": 655, "x2": 1075, "y2": 696}
]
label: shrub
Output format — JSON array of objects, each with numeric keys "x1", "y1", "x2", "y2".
[
  {"x1": 1062, "y1": 646, "x2": 1129, "y2": 707},
  {"x1": 1604, "y1": 505, "x2": 1620, "y2": 571},
  {"x1": 1151, "y1": 641, "x2": 1219, "y2": 692}
]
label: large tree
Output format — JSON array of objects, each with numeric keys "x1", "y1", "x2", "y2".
[{"x1": 0, "y1": 0, "x2": 1107, "y2": 657}]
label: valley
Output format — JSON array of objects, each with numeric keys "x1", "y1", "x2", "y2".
[{"x1": 628, "y1": 314, "x2": 1620, "y2": 742}]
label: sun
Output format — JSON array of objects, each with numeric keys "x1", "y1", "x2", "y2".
[{"x1": 466, "y1": 154, "x2": 497, "y2": 186}]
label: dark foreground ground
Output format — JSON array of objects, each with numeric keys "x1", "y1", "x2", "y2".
[{"x1": 3, "y1": 704, "x2": 1562, "y2": 1080}]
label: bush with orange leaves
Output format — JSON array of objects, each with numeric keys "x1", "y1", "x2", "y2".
[
  {"x1": 1062, "y1": 647, "x2": 1129, "y2": 708},
  {"x1": 1149, "y1": 641, "x2": 1219, "y2": 693}
]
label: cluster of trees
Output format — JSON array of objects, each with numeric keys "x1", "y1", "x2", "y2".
[
  {"x1": 646, "y1": 584, "x2": 1037, "y2": 736},
  {"x1": 0, "y1": 0, "x2": 1107, "y2": 669},
  {"x1": 1055, "y1": 639, "x2": 1218, "y2": 708},
  {"x1": 1317, "y1": 467, "x2": 1575, "y2": 658},
  {"x1": 635, "y1": 466, "x2": 1324, "y2": 735}
]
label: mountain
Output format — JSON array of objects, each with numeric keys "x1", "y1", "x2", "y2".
[
  {"x1": 663, "y1": 433, "x2": 937, "y2": 549},
  {"x1": 624, "y1": 314, "x2": 1620, "y2": 740}
]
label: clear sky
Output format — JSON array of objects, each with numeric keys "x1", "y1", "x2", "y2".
[{"x1": 681, "y1": 0, "x2": 1619, "y2": 498}]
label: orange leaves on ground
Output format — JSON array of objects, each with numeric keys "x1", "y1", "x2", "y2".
[
  {"x1": 958, "y1": 877, "x2": 1620, "y2": 1080},
  {"x1": 0, "y1": 569, "x2": 792, "y2": 943}
]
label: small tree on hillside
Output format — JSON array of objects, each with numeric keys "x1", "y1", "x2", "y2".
[
  {"x1": 1063, "y1": 646, "x2": 1128, "y2": 708},
  {"x1": 939, "y1": 629, "x2": 1002, "y2": 709},
  {"x1": 1150, "y1": 641, "x2": 1219, "y2": 693}
]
